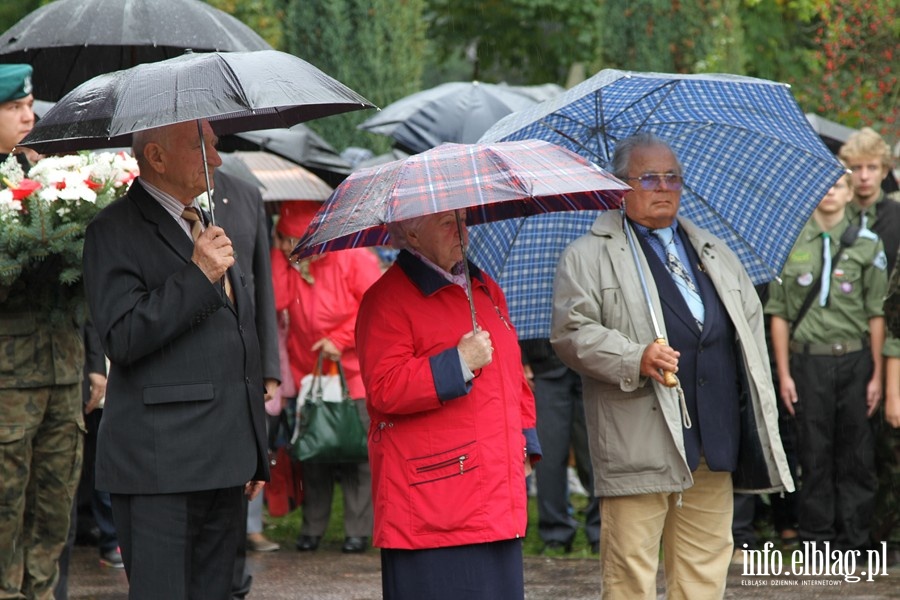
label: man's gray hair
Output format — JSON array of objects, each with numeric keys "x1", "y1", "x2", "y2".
[{"x1": 611, "y1": 132, "x2": 682, "y2": 179}]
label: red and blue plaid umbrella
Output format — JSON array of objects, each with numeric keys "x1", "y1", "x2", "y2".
[{"x1": 291, "y1": 139, "x2": 628, "y2": 258}]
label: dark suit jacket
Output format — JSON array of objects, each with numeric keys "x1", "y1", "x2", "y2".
[
  {"x1": 212, "y1": 170, "x2": 280, "y2": 382},
  {"x1": 83, "y1": 179, "x2": 269, "y2": 495}
]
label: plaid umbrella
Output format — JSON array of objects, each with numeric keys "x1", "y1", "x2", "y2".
[
  {"x1": 479, "y1": 69, "x2": 848, "y2": 287},
  {"x1": 468, "y1": 211, "x2": 603, "y2": 340},
  {"x1": 292, "y1": 140, "x2": 627, "y2": 258},
  {"x1": 292, "y1": 139, "x2": 627, "y2": 331}
]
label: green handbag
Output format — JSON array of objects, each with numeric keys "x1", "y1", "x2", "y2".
[{"x1": 291, "y1": 354, "x2": 368, "y2": 464}]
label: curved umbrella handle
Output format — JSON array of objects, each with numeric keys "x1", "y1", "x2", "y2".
[{"x1": 654, "y1": 338, "x2": 679, "y2": 388}]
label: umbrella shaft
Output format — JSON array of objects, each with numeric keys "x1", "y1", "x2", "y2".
[
  {"x1": 197, "y1": 120, "x2": 216, "y2": 227},
  {"x1": 456, "y1": 212, "x2": 478, "y2": 333}
]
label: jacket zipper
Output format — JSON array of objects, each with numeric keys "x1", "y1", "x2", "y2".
[{"x1": 416, "y1": 454, "x2": 469, "y2": 475}]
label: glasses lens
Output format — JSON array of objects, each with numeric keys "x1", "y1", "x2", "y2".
[{"x1": 639, "y1": 174, "x2": 683, "y2": 191}]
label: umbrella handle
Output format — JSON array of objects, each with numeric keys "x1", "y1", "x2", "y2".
[{"x1": 654, "y1": 338, "x2": 679, "y2": 388}]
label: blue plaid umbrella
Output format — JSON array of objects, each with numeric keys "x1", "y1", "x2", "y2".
[{"x1": 472, "y1": 69, "x2": 847, "y2": 340}]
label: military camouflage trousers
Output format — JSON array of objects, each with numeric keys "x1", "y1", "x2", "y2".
[
  {"x1": 874, "y1": 421, "x2": 900, "y2": 550},
  {"x1": 0, "y1": 384, "x2": 84, "y2": 600}
]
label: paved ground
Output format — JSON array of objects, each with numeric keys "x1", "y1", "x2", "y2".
[{"x1": 67, "y1": 543, "x2": 899, "y2": 599}]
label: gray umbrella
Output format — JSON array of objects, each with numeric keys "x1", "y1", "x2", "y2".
[
  {"x1": 18, "y1": 50, "x2": 375, "y2": 155},
  {"x1": 0, "y1": 0, "x2": 271, "y2": 101},
  {"x1": 218, "y1": 126, "x2": 353, "y2": 188},
  {"x1": 357, "y1": 81, "x2": 561, "y2": 154},
  {"x1": 225, "y1": 151, "x2": 333, "y2": 202}
]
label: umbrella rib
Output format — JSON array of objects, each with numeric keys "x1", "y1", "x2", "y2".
[{"x1": 683, "y1": 182, "x2": 781, "y2": 281}]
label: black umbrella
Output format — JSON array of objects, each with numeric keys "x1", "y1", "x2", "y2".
[
  {"x1": 357, "y1": 81, "x2": 562, "y2": 154},
  {"x1": 19, "y1": 50, "x2": 375, "y2": 155},
  {"x1": 217, "y1": 126, "x2": 353, "y2": 188},
  {"x1": 0, "y1": 0, "x2": 271, "y2": 101}
]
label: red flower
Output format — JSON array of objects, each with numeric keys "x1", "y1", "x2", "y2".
[{"x1": 10, "y1": 178, "x2": 41, "y2": 200}]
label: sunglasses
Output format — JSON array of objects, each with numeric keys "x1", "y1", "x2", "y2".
[{"x1": 624, "y1": 173, "x2": 684, "y2": 191}]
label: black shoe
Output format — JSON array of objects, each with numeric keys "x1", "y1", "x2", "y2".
[
  {"x1": 341, "y1": 536, "x2": 368, "y2": 553},
  {"x1": 590, "y1": 541, "x2": 600, "y2": 555},
  {"x1": 540, "y1": 540, "x2": 573, "y2": 555},
  {"x1": 295, "y1": 535, "x2": 320, "y2": 552}
]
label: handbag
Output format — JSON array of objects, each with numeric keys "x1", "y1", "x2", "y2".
[{"x1": 291, "y1": 353, "x2": 368, "y2": 464}]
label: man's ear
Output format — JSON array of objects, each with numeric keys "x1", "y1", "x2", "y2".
[{"x1": 142, "y1": 142, "x2": 166, "y2": 174}]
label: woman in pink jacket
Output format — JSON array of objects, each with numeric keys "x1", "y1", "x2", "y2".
[
  {"x1": 355, "y1": 209, "x2": 541, "y2": 600},
  {"x1": 271, "y1": 201, "x2": 383, "y2": 554}
]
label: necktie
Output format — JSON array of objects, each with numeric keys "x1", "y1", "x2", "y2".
[
  {"x1": 652, "y1": 227, "x2": 704, "y2": 327},
  {"x1": 860, "y1": 212, "x2": 868, "y2": 231},
  {"x1": 819, "y1": 231, "x2": 831, "y2": 307},
  {"x1": 182, "y1": 207, "x2": 234, "y2": 304}
]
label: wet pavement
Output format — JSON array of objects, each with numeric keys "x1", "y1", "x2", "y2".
[{"x1": 67, "y1": 544, "x2": 899, "y2": 599}]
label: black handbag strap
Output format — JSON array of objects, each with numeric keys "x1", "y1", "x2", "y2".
[{"x1": 790, "y1": 224, "x2": 860, "y2": 337}]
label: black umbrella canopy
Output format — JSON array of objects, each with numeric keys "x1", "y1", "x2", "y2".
[
  {"x1": 357, "y1": 81, "x2": 561, "y2": 154},
  {"x1": 0, "y1": 0, "x2": 272, "y2": 101},
  {"x1": 18, "y1": 50, "x2": 375, "y2": 155},
  {"x1": 217, "y1": 125, "x2": 353, "y2": 188}
]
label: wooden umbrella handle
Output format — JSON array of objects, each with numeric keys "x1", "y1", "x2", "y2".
[{"x1": 654, "y1": 338, "x2": 679, "y2": 388}]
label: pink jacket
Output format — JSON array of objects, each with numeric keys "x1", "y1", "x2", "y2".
[
  {"x1": 355, "y1": 251, "x2": 539, "y2": 550},
  {"x1": 270, "y1": 248, "x2": 382, "y2": 399}
]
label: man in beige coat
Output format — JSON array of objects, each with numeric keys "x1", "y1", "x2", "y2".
[{"x1": 551, "y1": 133, "x2": 793, "y2": 600}]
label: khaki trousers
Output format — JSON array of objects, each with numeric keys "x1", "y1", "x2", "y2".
[{"x1": 599, "y1": 460, "x2": 733, "y2": 600}]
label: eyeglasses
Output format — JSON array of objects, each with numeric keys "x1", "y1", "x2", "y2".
[{"x1": 623, "y1": 173, "x2": 684, "y2": 191}]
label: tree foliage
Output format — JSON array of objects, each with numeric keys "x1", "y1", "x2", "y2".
[
  {"x1": 283, "y1": 0, "x2": 427, "y2": 153},
  {"x1": 424, "y1": 0, "x2": 604, "y2": 85},
  {"x1": 596, "y1": 0, "x2": 745, "y2": 74},
  {"x1": 205, "y1": 0, "x2": 286, "y2": 48},
  {"x1": 805, "y1": 0, "x2": 898, "y2": 140}
]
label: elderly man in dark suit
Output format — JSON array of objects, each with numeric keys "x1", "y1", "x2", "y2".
[{"x1": 82, "y1": 119, "x2": 269, "y2": 599}]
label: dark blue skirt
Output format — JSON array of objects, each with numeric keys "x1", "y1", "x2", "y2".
[{"x1": 381, "y1": 538, "x2": 524, "y2": 600}]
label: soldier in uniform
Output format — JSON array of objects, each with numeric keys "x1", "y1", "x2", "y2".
[
  {"x1": 767, "y1": 170, "x2": 888, "y2": 552},
  {"x1": 0, "y1": 64, "x2": 87, "y2": 600},
  {"x1": 840, "y1": 128, "x2": 900, "y2": 555}
]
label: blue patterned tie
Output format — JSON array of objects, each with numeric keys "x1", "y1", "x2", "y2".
[{"x1": 652, "y1": 227, "x2": 704, "y2": 328}]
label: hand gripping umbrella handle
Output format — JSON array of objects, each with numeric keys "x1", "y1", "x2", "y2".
[{"x1": 653, "y1": 338, "x2": 679, "y2": 388}]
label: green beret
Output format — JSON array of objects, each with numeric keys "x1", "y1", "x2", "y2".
[{"x1": 0, "y1": 64, "x2": 34, "y2": 104}]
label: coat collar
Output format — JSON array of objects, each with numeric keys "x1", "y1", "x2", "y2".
[{"x1": 396, "y1": 249, "x2": 486, "y2": 297}]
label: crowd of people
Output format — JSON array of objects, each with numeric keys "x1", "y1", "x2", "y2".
[{"x1": 1, "y1": 56, "x2": 900, "y2": 600}]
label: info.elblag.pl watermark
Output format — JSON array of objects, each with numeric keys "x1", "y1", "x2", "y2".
[{"x1": 738, "y1": 541, "x2": 891, "y2": 586}]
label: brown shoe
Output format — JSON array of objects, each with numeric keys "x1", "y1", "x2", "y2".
[{"x1": 247, "y1": 533, "x2": 280, "y2": 552}]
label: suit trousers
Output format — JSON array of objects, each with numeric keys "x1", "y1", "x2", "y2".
[
  {"x1": 111, "y1": 487, "x2": 244, "y2": 600},
  {"x1": 300, "y1": 398, "x2": 373, "y2": 538},
  {"x1": 533, "y1": 367, "x2": 600, "y2": 546},
  {"x1": 599, "y1": 459, "x2": 733, "y2": 600},
  {"x1": 791, "y1": 349, "x2": 877, "y2": 550}
]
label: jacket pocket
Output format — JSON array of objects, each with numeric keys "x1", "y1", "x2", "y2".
[
  {"x1": 407, "y1": 441, "x2": 483, "y2": 535},
  {"x1": 598, "y1": 389, "x2": 669, "y2": 475},
  {"x1": 0, "y1": 313, "x2": 37, "y2": 376},
  {"x1": 143, "y1": 382, "x2": 215, "y2": 405}
]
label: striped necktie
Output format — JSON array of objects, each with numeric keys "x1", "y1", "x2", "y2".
[
  {"x1": 182, "y1": 207, "x2": 234, "y2": 304},
  {"x1": 652, "y1": 227, "x2": 704, "y2": 328}
]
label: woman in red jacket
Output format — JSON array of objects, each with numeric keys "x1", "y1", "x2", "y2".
[
  {"x1": 355, "y1": 208, "x2": 541, "y2": 600},
  {"x1": 271, "y1": 201, "x2": 383, "y2": 554}
]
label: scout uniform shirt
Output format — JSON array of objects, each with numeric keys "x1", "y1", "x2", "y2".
[{"x1": 765, "y1": 216, "x2": 888, "y2": 345}]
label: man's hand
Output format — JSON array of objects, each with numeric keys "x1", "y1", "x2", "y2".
[
  {"x1": 886, "y1": 391, "x2": 900, "y2": 428},
  {"x1": 639, "y1": 342, "x2": 679, "y2": 385},
  {"x1": 523, "y1": 363, "x2": 535, "y2": 391},
  {"x1": 458, "y1": 328, "x2": 493, "y2": 371},
  {"x1": 244, "y1": 480, "x2": 265, "y2": 501},
  {"x1": 866, "y1": 376, "x2": 883, "y2": 418},
  {"x1": 779, "y1": 376, "x2": 798, "y2": 416},
  {"x1": 264, "y1": 378, "x2": 279, "y2": 402},
  {"x1": 84, "y1": 372, "x2": 107, "y2": 414},
  {"x1": 191, "y1": 225, "x2": 234, "y2": 283}
]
